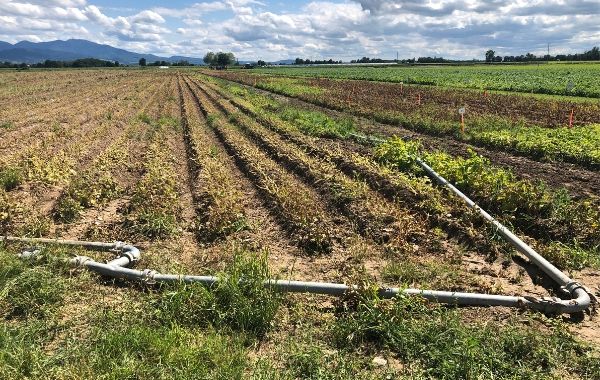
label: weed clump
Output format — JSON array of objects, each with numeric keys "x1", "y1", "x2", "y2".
[
  {"x1": 0, "y1": 166, "x2": 23, "y2": 191},
  {"x1": 0, "y1": 249, "x2": 65, "y2": 320},
  {"x1": 54, "y1": 172, "x2": 120, "y2": 223},
  {"x1": 0, "y1": 189, "x2": 15, "y2": 233},
  {"x1": 154, "y1": 252, "x2": 281, "y2": 337},
  {"x1": 333, "y1": 293, "x2": 597, "y2": 379},
  {"x1": 0, "y1": 121, "x2": 14, "y2": 129}
]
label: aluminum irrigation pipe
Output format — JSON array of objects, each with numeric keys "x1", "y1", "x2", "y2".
[
  {"x1": 2, "y1": 235, "x2": 592, "y2": 314},
  {"x1": 349, "y1": 133, "x2": 593, "y2": 308}
]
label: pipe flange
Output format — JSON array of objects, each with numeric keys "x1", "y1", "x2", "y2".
[
  {"x1": 141, "y1": 269, "x2": 157, "y2": 285},
  {"x1": 562, "y1": 281, "x2": 597, "y2": 303},
  {"x1": 71, "y1": 256, "x2": 92, "y2": 267},
  {"x1": 111, "y1": 241, "x2": 126, "y2": 253},
  {"x1": 18, "y1": 247, "x2": 42, "y2": 259}
]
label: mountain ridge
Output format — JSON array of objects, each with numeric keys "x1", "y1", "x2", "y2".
[{"x1": 0, "y1": 39, "x2": 204, "y2": 64}]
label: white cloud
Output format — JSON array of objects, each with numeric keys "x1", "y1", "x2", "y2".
[{"x1": 0, "y1": 0, "x2": 598, "y2": 61}]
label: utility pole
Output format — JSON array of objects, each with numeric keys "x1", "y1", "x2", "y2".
[{"x1": 396, "y1": 51, "x2": 399, "y2": 62}]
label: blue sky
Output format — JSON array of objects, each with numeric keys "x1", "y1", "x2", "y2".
[{"x1": 1, "y1": 0, "x2": 599, "y2": 61}]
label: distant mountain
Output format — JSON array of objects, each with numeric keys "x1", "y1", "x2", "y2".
[
  {"x1": 0, "y1": 39, "x2": 204, "y2": 64},
  {"x1": 0, "y1": 41, "x2": 12, "y2": 51},
  {"x1": 0, "y1": 47, "x2": 83, "y2": 62}
]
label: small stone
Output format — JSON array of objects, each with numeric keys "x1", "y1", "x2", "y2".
[{"x1": 372, "y1": 356, "x2": 387, "y2": 366}]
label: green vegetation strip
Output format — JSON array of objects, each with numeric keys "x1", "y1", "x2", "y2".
[
  {"x1": 251, "y1": 63, "x2": 600, "y2": 98},
  {"x1": 375, "y1": 138, "x2": 600, "y2": 269},
  {"x1": 1, "y1": 244, "x2": 599, "y2": 379},
  {"x1": 209, "y1": 78, "x2": 600, "y2": 270},
  {"x1": 210, "y1": 72, "x2": 600, "y2": 168}
]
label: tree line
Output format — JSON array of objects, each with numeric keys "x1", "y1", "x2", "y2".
[
  {"x1": 202, "y1": 52, "x2": 236, "y2": 67},
  {"x1": 294, "y1": 58, "x2": 343, "y2": 64},
  {"x1": 0, "y1": 58, "x2": 121, "y2": 69},
  {"x1": 137, "y1": 58, "x2": 194, "y2": 66},
  {"x1": 486, "y1": 46, "x2": 600, "y2": 63}
]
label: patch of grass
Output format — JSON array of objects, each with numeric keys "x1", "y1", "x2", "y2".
[
  {"x1": 137, "y1": 112, "x2": 152, "y2": 124},
  {"x1": 0, "y1": 312, "x2": 248, "y2": 379},
  {"x1": 158, "y1": 115, "x2": 180, "y2": 128},
  {"x1": 0, "y1": 321, "x2": 61, "y2": 378},
  {"x1": 277, "y1": 107, "x2": 356, "y2": 138},
  {"x1": 0, "y1": 167, "x2": 23, "y2": 191},
  {"x1": 382, "y1": 260, "x2": 464, "y2": 289},
  {"x1": 72, "y1": 319, "x2": 248, "y2": 379},
  {"x1": 0, "y1": 121, "x2": 14, "y2": 129},
  {"x1": 0, "y1": 249, "x2": 65, "y2": 320},
  {"x1": 333, "y1": 293, "x2": 599, "y2": 379},
  {"x1": 154, "y1": 251, "x2": 281, "y2": 337}
]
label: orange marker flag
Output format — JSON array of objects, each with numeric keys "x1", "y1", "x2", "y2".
[{"x1": 569, "y1": 109, "x2": 574, "y2": 129}]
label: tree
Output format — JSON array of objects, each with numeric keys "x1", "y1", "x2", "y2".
[
  {"x1": 216, "y1": 52, "x2": 235, "y2": 66},
  {"x1": 203, "y1": 52, "x2": 216, "y2": 65},
  {"x1": 139, "y1": 58, "x2": 146, "y2": 66},
  {"x1": 485, "y1": 49, "x2": 495, "y2": 63},
  {"x1": 257, "y1": 59, "x2": 266, "y2": 66},
  {"x1": 203, "y1": 51, "x2": 235, "y2": 67}
]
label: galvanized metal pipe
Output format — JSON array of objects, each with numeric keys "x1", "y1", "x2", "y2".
[
  {"x1": 4, "y1": 235, "x2": 591, "y2": 314},
  {"x1": 415, "y1": 158, "x2": 573, "y2": 286}
]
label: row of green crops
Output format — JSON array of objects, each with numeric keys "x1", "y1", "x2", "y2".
[
  {"x1": 208, "y1": 77, "x2": 600, "y2": 270},
  {"x1": 208, "y1": 71, "x2": 600, "y2": 168},
  {"x1": 374, "y1": 138, "x2": 600, "y2": 269},
  {"x1": 251, "y1": 63, "x2": 600, "y2": 98}
]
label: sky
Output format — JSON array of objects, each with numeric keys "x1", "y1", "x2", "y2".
[{"x1": 0, "y1": 0, "x2": 599, "y2": 61}]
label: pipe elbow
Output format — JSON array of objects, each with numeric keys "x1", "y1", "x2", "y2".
[
  {"x1": 120, "y1": 244, "x2": 141, "y2": 265},
  {"x1": 527, "y1": 287, "x2": 592, "y2": 314}
]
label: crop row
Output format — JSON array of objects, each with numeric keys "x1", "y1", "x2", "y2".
[
  {"x1": 207, "y1": 71, "x2": 600, "y2": 168},
  {"x1": 178, "y1": 77, "x2": 248, "y2": 242},
  {"x1": 198, "y1": 80, "x2": 424, "y2": 252},
  {"x1": 203, "y1": 76, "x2": 600, "y2": 270},
  {"x1": 122, "y1": 113, "x2": 182, "y2": 240},
  {"x1": 185, "y1": 79, "x2": 335, "y2": 253},
  {"x1": 251, "y1": 63, "x2": 600, "y2": 98}
]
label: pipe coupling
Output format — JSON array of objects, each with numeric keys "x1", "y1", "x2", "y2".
[
  {"x1": 141, "y1": 269, "x2": 157, "y2": 285},
  {"x1": 71, "y1": 256, "x2": 93, "y2": 267}
]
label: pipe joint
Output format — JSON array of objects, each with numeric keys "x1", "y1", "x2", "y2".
[
  {"x1": 141, "y1": 269, "x2": 158, "y2": 284},
  {"x1": 70, "y1": 256, "x2": 92, "y2": 267},
  {"x1": 118, "y1": 244, "x2": 141, "y2": 264}
]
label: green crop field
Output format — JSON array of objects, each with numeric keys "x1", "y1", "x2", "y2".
[
  {"x1": 1, "y1": 67, "x2": 599, "y2": 379},
  {"x1": 251, "y1": 63, "x2": 600, "y2": 98}
]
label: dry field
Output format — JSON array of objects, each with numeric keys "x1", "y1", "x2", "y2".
[{"x1": 0, "y1": 68, "x2": 599, "y2": 379}]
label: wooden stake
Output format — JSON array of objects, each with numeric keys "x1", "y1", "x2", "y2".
[
  {"x1": 569, "y1": 108, "x2": 574, "y2": 128},
  {"x1": 461, "y1": 113, "x2": 465, "y2": 133},
  {"x1": 417, "y1": 93, "x2": 421, "y2": 105}
]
